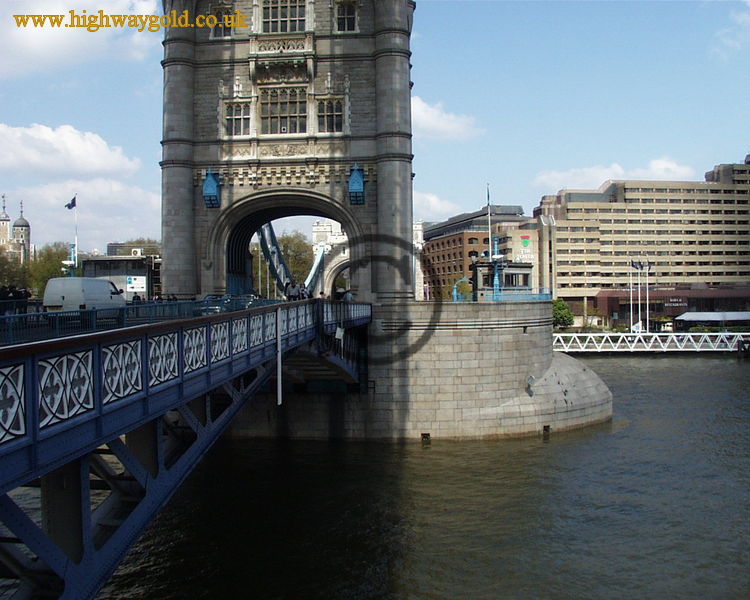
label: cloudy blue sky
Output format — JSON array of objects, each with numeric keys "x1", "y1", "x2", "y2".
[{"x1": 1, "y1": 0, "x2": 749, "y2": 252}]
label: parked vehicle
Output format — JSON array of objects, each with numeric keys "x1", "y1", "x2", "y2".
[{"x1": 43, "y1": 277, "x2": 125, "y2": 312}]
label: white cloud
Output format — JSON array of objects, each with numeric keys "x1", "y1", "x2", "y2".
[
  {"x1": 713, "y1": 0, "x2": 750, "y2": 58},
  {"x1": 413, "y1": 191, "x2": 462, "y2": 222},
  {"x1": 533, "y1": 157, "x2": 696, "y2": 192},
  {"x1": 1, "y1": 0, "x2": 160, "y2": 78},
  {"x1": 411, "y1": 96, "x2": 484, "y2": 141},
  {"x1": 11, "y1": 177, "x2": 160, "y2": 252},
  {"x1": 0, "y1": 123, "x2": 141, "y2": 177}
]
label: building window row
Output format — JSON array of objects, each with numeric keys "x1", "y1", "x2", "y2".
[{"x1": 225, "y1": 92, "x2": 347, "y2": 137}]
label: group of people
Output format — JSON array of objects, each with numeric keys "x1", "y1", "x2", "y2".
[
  {"x1": 284, "y1": 280, "x2": 310, "y2": 301},
  {"x1": 0, "y1": 285, "x2": 32, "y2": 314},
  {"x1": 131, "y1": 293, "x2": 180, "y2": 304},
  {"x1": 283, "y1": 280, "x2": 356, "y2": 302}
]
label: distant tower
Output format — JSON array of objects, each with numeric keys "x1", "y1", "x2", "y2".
[
  {"x1": 0, "y1": 195, "x2": 31, "y2": 264},
  {"x1": 160, "y1": 0, "x2": 415, "y2": 301},
  {"x1": 0, "y1": 195, "x2": 10, "y2": 247},
  {"x1": 12, "y1": 200, "x2": 31, "y2": 264}
]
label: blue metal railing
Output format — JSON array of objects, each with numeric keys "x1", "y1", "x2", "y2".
[{"x1": 0, "y1": 299, "x2": 283, "y2": 347}]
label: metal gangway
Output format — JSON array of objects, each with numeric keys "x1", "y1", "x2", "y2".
[
  {"x1": 258, "y1": 223, "x2": 326, "y2": 295},
  {"x1": 0, "y1": 299, "x2": 371, "y2": 599},
  {"x1": 553, "y1": 332, "x2": 750, "y2": 353}
]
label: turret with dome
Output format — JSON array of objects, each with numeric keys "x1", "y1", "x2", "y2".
[{"x1": 0, "y1": 195, "x2": 31, "y2": 264}]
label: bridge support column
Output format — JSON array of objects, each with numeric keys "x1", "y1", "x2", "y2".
[
  {"x1": 41, "y1": 458, "x2": 88, "y2": 563},
  {"x1": 126, "y1": 420, "x2": 161, "y2": 478}
]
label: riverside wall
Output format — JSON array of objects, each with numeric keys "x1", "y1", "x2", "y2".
[{"x1": 228, "y1": 300, "x2": 613, "y2": 439}]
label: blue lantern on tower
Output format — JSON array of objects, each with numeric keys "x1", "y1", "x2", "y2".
[{"x1": 202, "y1": 168, "x2": 221, "y2": 209}]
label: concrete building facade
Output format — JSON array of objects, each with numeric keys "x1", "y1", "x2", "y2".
[{"x1": 533, "y1": 155, "x2": 750, "y2": 324}]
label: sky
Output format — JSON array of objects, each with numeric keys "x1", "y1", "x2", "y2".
[{"x1": 1, "y1": 0, "x2": 749, "y2": 252}]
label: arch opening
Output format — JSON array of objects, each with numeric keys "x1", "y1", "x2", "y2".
[{"x1": 205, "y1": 190, "x2": 367, "y2": 300}]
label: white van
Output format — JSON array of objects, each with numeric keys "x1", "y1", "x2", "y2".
[{"x1": 43, "y1": 277, "x2": 126, "y2": 312}]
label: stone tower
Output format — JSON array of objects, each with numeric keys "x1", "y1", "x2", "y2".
[{"x1": 161, "y1": 0, "x2": 415, "y2": 301}]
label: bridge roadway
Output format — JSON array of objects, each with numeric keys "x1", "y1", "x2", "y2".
[{"x1": 0, "y1": 299, "x2": 371, "y2": 599}]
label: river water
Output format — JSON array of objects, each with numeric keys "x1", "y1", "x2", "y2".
[{"x1": 98, "y1": 355, "x2": 750, "y2": 600}]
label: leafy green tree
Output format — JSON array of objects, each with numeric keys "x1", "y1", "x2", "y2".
[
  {"x1": 552, "y1": 298, "x2": 574, "y2": 329},
  {"x1": 28, "y1": 242, "x2": 70, "y2": 297},
  {"x1": 0, "y1": 248, "x2": 28, "y2": 288},
  {"x1": 249, "y1": 232, "x2": 314, "y2": 295},
  {"x1": 276, "y1": 230, "x2": 313, "y2": 284}
]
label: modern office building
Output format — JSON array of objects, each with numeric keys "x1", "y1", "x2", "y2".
[{"x1": 533, "y1": 155, "x2": 750, "y2": 327}]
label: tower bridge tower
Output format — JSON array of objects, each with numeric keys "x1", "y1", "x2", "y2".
[{"x1": 161, "y1": 0, "x2": 415, "y2": 301}]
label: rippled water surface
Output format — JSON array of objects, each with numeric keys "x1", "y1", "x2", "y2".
[{"x1": 99, "y1": 355, "x2": 750, "y2": 599}]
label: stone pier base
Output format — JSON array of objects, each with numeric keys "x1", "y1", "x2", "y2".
[{"x1": 227, "y1": 301, "x2": 612, "y2": 440}]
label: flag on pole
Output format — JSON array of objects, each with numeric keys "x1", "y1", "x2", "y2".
[{"x1": 65, "y1": 196, "x2": 77, "y2": 210}]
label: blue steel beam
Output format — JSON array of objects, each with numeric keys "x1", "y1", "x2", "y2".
[{"x1": 0, "y1": 300, "x2": 371, "y2": 599}]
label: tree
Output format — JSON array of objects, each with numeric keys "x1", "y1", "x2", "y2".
[
  {"x1": 552, "y1": 298, "x2": 574, "y2": 329},
  {"x1": 249, "y1": 232, "x2": 314, "y2": 296},
  {"x1": 28, "y1": 242, "x2": 70, "y2": 297},
  {"x1": 0, "y1": 248, "x2": 28, "y2": 288}
]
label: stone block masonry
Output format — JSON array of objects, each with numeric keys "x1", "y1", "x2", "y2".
[{"x1": 229, "y1": 300, "x2": 613, "y2": 440}]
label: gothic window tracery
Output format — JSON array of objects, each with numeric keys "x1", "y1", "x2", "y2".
[
  {"x1": 260, "y1": 87, "x2": 307, "y2": 134},
  {"x1": 317, "y1": 99, "x2": 343, "y2": 133}
]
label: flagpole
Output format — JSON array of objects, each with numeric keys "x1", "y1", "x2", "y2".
[
  {"x1": 629, "y1": 257, "x2": 633, "y2": 331},
  {"x1": 645, "y1": 257, "x2": 650, "y2": 333},
  {"x1": 74, "y1": 197, "x2": 79, "y2": 269},
  {"x1": 486, "y1": 183, "x2": 491, "y2": 260},
  {"x1": 637, "y1": 263, "x2": 642, "y2": 332}
]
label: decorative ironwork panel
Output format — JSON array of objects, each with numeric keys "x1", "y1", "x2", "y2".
[
  {"x1": 303, "y1": 304, "x2": 312, "y2": 328},
  {"x1": 324, "y1": 303, "x2": 333, "y2": 324},
  {"x1": 0, "y1": 364, "x2": 25, "y2": 444},
  {"x1": 184, "y1": 327, "x2": 207, "y2": 373},
  {"x1": 149, "y1": 333, "x2": 179, "y2": 386},
  {"x1": 265, "y1": 311, "x2": 277, "y2": 342},
  {"x1": 38, "y1": 351, "x2": 94, "y2": 429},
  {"x1": 211, "y1": 321, "x2": 230, "y2": 363},
  {"x1": 232, "y1": 317, "x2": 248, "y2": 354},
  {"x1": 102, "y1": 340, "x2": 142, "y2": 405},
  {"x1": 280, "y1": 308, "x2": 288, "y2": 336},
  {"x1": 250, "y1": 315, "x2": 264, "y2": 346}
]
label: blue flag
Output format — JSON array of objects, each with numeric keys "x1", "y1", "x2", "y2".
[{"x1": 65, "y1": 197, "x2": 76, "y2": 210}]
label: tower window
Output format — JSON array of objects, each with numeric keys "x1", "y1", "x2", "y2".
[
  {"x1": 211, "y1": 10, "x2": 233, "y2": 38},
  {"x1": 336, "y1": 2, "x2": 356, "y2": 32},
  {"x1": 225, "y1": 103, "x2": 251, "y2": 136},
  {"x1": 317, "y1": 99, "x2": 343, "y2": 133},
  {"x1": 263, "y1": 0, "x2": 306, "y2": 33},
  {"x1": 260, "y1": 88, "x2": 307, "y2": 135}
]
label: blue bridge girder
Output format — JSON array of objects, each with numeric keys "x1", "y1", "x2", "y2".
[
  {"x1": 258, "y1": 222, "x2": 327, "y2": 295},
  {"x1": 0, "y1": 299, "x2": 371, "y2": 599}
]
